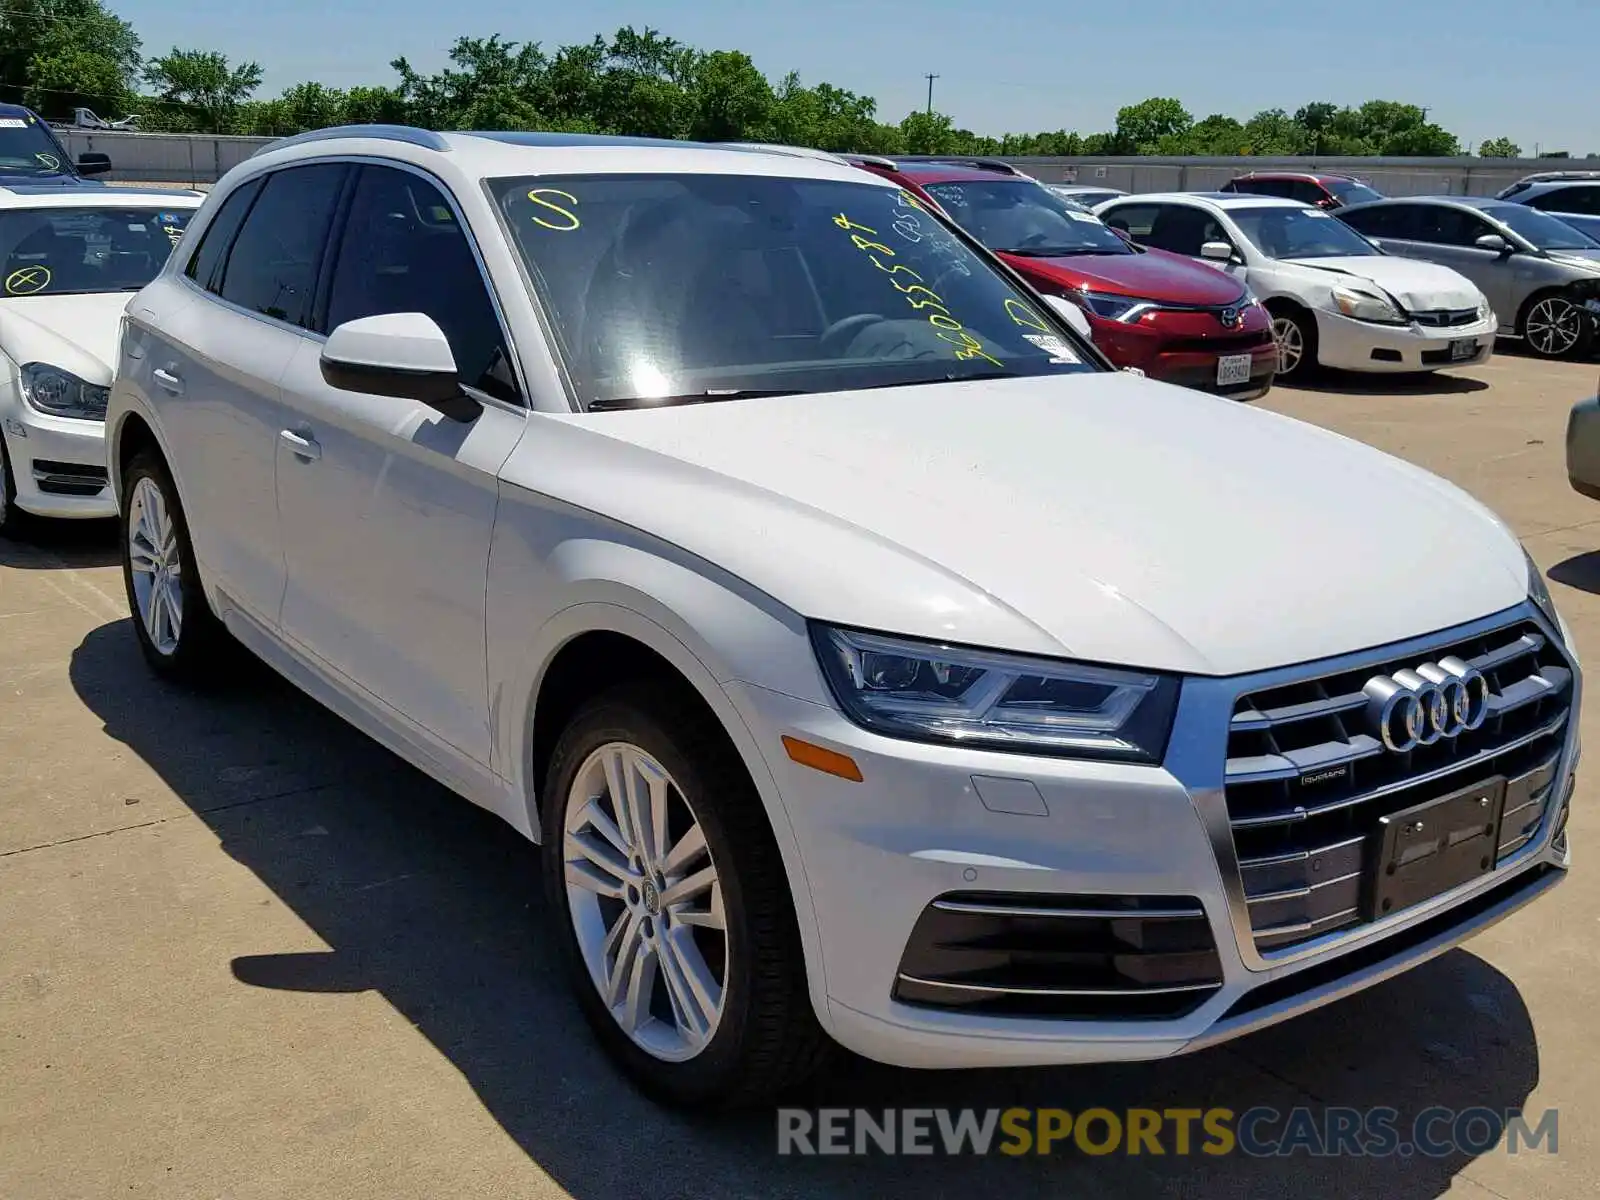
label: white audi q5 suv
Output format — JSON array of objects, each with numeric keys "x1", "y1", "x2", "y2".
[{"x1": 106, "y1": 126, "x2": 1579, "y2": 1107}]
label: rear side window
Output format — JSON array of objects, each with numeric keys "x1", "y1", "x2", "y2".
[
  {"x1": 1410, "y1": 205, "x2": 1494, "y2": 247},
  {"x1": 185, "y1": 177, "x2": 262, "y2": 289},
  {"x1": 325, "y1": 165, "x2": 518, "y2": 403},
  {"x1": 1101, "y1": 204, "x2": 1159, "y2": 237},
  {"x1": 1292, "y1": 181, "x2": 1330, "y2": 205},
  {"x1": 1230, "y1": 178, "x2": 1295, "y2": 199},
  {"x1": 1528, "y1": 187, "x2": 1600, "y2": 216},
  {"x1": 1142, "y1": 205, "x2": 1216, "y2": 256},
  {"x1": 216, "y1": 164, "x2": 347, "y2": 328}
]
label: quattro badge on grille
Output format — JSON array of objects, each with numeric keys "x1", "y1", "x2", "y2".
[{"x1": 1363, "y1": 657, "x2": 1491, "y2": 752}]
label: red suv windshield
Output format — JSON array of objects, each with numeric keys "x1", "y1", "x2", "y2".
[
  {"x1": 918, "y1": 178, "x2": 1134, "y2": 257},
  {"x1": 1324, "y1": 178, "x2": 1383, "y2": 206}
]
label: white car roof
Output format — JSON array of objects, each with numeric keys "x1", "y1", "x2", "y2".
[
  {"x1": 244, "y1": 128, "x2": 898, "y2": 190},
  {"x1": 1111, "y1": 191, "x2": 1316, "y2": 213},
  {"x1": 0, "y1": 185, "x2": 205, "y2": 211}
]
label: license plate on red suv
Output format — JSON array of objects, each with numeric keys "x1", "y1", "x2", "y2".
[{"x1": 1216, "y1": 354, "x2": 1253, "y2": 386}]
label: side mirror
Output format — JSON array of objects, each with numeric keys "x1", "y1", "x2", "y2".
[
  {"x1": 1200, "y1": 240, "x2": 1236, "y2": 262},
  {"x1": 76, "y1": 152, "x2": 112, "y2": 176},
  {"x1": 320, "y1": 312, "x2": 479, "y2": 422},
  {"x1": 1042, "y1": 294, "x2": 1094, "y2": 340},
  {"x1": 1475, "y1": 233, "x2": 1512, "y2": 255},
  {"x1": 1108, "y1": 225, "x2": 1135, "y2": 243}
]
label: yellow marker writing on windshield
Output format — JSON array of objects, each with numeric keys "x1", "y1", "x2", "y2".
[
  {"x1": 1004, "y1": 297, "x2": 1050, "y2": 332},
  {"x1": 5, "y1": 265, "x2": 50, "y2": 295},
  {"x1": 527, "y1": 188, "x2": 580, "y2": 231}
]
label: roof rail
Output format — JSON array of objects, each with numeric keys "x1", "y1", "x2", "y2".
[
  {"x1": 265, "y1": 124, "x2": 451, "y2": 153},
  {"x1": 916, "y1": 157, "x2": 1023, "y2": 176},
  {"x1": 845, "y1": 153, "x2": 901, "y2": 170},
  {"x1": 715, "y1": 141, "x2": 852, "y2": 166}
]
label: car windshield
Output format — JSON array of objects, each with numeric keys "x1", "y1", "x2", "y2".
[
  {"x1": 1490, "y1": 204, "x2": 1600, "y2": 251},
  {"x1": 919, "y1": 178, "x2": 1133, "y2": 257},
  {"x1": 1230, "y1": 206, "x2": 1381, "y2": 259},
  {"x1": 490, "y1": 173, "x2": 1098, "y2": 410},
  {"x1": 1326, "y1": 178, "x2": 1384, "y2": 205},
  {"x1": 0, "y1": 207, "x2": 194, "y2": 297},
  {"x1": 0, "y1": 114, "x2": 74, "y2": 177}
]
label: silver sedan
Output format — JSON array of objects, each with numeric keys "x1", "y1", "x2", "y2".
[{"x1": 1338, "y1": 196, "x2": 1600, "y2": 359}]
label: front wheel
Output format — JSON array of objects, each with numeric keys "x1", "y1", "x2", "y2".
[
  {"x1": 119, "y1": 451, "x2": 230, "y2": 682},
  {"x1": 542, "y1": 682, "x2": 827, "y2": 1108},
  {"x1": 1270, "y1": 308, "x2": 1318, "y2": 380},
  {"x1": 1522, "y1": 294, "x2": 1594, "y2": 360}
]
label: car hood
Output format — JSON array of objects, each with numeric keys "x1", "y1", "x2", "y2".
[
  {"x1": 527, "y1": 373, "x2": 1527, "y2": 677},
  {"x1": 0, "y1": 291, "x2": 129, "y2": 384},
  {"x1": 1546, "y1": 250, "x2": 1600, "y2": 271},
  {"x1": 1287, "y1": 254, "x2": 1482, "y2": 310},
  {"x1": 1009, "y1": 247, "x2": 1247, "y2": 305}
]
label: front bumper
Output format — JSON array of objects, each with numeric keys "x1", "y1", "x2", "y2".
[
  {"x1": 728, "y1": 606, "x2": 1575, "y2": 1070},
  {"x1": 1, "y1": 405, "x2": 112, "y2": 519},
  {"x1": 1313, "y1": 310, "x2": 1498, "y2": 373}
]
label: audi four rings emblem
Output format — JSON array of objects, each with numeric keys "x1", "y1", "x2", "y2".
[{"x1": 1363, "y1": 656, "x2": 1492, "y2": 751}]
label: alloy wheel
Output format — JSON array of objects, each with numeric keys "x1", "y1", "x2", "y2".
[
  {"x1": 1525, "y1": 297, "x2": 1583, "y2": 357},
  {"x1": 1272, "y1": 316, "x2": 1304, "y2": 375},
  {"x1": 126, "y1": 475, "x2": 183, "y2": 655},
  {"x1": 563, "y1": 741, "x2": 728, "y2": 1063}
]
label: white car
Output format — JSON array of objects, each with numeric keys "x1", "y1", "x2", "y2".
[
  {"x1": 108, "y1": 128, "x2": 1577, "y2": 1107},
  {"x1": 1095, "y1": 192, "x2": 1498, "y2": 380},
  {"x1": 0, "y1": 184, "x2": 202, "y2": 534},
  {"x1": 1049, "y1": 183, "x2": 1127, "y2": 210}
]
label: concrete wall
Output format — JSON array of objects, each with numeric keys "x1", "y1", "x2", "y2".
[
  {"x1": 50, "y1": 129, "x2": 1595, "y2": 198},
  {"x1": 56, "y1": 129, "x2": 273, "y2": 186}
]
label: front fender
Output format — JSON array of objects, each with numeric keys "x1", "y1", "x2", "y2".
[{"x1": 484, "y1": 504, "x2": 834, "y2": 1020}]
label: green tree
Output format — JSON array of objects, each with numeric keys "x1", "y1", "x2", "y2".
[
  {"x1": 1178, "y1": 114, "x2": 1247, "y2": 155},
  {"x1": 392, "y1": 35, "x2": 548, "y2": 131},
  {"x1": 687, "y1": 50, "x2": 771, "y2": 142},
  {"x1": 1114, "y1": 97, "x2": 1191, "y2": 153},
  {"x1": 1478, "y1": 137, "x2": 1521, "y2": 158},
  {"x1": 144, "y1": 48, "x2": 263, "y2": 132},
  {"x1": 899, "y1": 109, "x2": 955, "y2": 155},
  {"x1": 1242, "y1": 108, "x2": 1306, "y2": 155},
  {"x1": 0, "y1": 0, "x2": 142, "y2": 117}
]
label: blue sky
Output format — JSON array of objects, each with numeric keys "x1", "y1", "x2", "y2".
[{"x1": 116, "y1": 0, "x2": 1598, "y2": 154}]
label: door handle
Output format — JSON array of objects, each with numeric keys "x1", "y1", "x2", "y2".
[
  {"x1": 151, "y1": 367, "x2": 184, "y2": 395},
  {"x1": 279, "y1": 428, "x2": 321, "y2": 461}
]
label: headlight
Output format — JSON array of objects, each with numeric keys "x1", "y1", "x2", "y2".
[
  {"x1": 1525, "y1": 546, "x2": 1565, "y2": 642},
  {"x1": 18, "y1": 363, "x2": 108, "y2": 420},
  {"x1": 1079, "y1": 291, "x2": 1157, "y2": 323},
  {"x1": 1330, "y1": 285, "x2": 1405, "y2": 325},
  {"x1": 1477, "y1": 294, "x2": 1493, "y2": 322},
  {"x1": 810, "y1": 624, "x2": 1181, "y2": 762}
]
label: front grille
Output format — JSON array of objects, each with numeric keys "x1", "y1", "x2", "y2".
[
  {"x1": 1224, "y1": 619, "x2": 1572, "y2": 952},
  {"x1": 32, "y1": 459, "x2": 109, "y2": 497},
  {"x1": 1412, "y1": 308, "x2": 1480, "y2": 328},
  {"x1": 1161, "y1": 332, "x2": 1274, "y2": 353},
  {"x1": 893, "y1": 892, "x2": 1223, "y2": 1019}
]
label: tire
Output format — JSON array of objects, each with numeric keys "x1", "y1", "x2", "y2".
[
  {"x1": 1269, "y1": 305, "x2": 1318, "y2": 381},
  {"x1": 1520, "y1": 291, "x2": 1595, "y2": 360},
  {"x1": 0, "y1": 433, "x2": 29, "y2": 540},
  {"x1": 118, "y1": 450, "x2": 230, "y2": 682},
  {"x1": 541, "y1": 681, "x2": 828, "y2": 1108}
]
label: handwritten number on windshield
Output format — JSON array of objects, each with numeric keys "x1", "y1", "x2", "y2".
[
  {"x1": 527, "y1": 188, "x2": 581, "y2": 231},
  {"x1": 835, "y1": 210, "x2": 1003, "y2": 368}
]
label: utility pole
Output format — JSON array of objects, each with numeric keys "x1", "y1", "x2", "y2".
[{"x1": 924, "y1": 73, "x2": 939, "y2": 115}]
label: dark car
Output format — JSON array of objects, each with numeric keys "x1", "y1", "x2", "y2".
[
  {"x1": 0, "y1": 104, "x2": 112, "y2": 187},
  {"x1": 849, "y1": 158, "x2": 1277, "y2": 398},
  {"x1": 1501, "y1": 180, "x2": 1600, "y2": 245},
  {"x1": 1221, "y1": 171, "x2": 1384, "y2": 210}
]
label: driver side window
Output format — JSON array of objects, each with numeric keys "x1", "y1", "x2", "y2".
[{"x1": 1142, "y1": 205, "x2": 1210, "y2": 256}]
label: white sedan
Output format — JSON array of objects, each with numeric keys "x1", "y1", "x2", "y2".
[
  {"x1": 0, "y1": 184, "x2": 203, "y2": 534},
  {"x1": 1096, "y1": 192, "x2": 1497, "y2": 380}
]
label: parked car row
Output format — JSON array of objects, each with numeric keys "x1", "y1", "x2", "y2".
[{"x1": 0, "y1": 128, "x2": 1581, "y2": 1113}]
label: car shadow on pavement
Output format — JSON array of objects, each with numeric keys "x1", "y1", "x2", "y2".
[
  {"x1": 0, "y1": 519, "x2": 119, "y2": 569},
  {"x1": 68, "y1": 620, "x2": 1543, "y2": 1200},
  {"x1": 1549, "y1": 550, "x2": 1600, "y2": 594},
  {"x1": 1291, "y1": 370, "x2": 1490, "y2": 397}
]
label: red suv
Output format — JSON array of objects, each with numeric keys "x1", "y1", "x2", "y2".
[
  {"x1": 851, "y1": 158, "x2": 1276, "y2": 398},
  {"x1": 1221, "y1": 171, "x2": 1384, "y2": 210}
]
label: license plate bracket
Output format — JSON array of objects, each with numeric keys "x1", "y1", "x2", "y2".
[
  {"x1": 1216, "y1": 353, "x2": 1253, "y2": 387},
  {"x1": 1366, "y1": 777, "x2": 1506, "y2": 920},
  {"x1": 1449, "y1": 337, "x2": 1478, "y2": 361}
]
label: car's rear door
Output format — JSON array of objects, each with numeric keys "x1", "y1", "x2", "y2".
[
  {"x1": 273, "y1": 161, "x2": 526, "y2": 769},
  {"x1": 126, "y1": 164, "x2": 347, "y2": 630}
]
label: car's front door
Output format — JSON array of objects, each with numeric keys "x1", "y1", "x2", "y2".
[
  {"x1": 274, "y1": 162, "x2": 526, "y2": 767},
  {"x1": 1377, "y1": 204, "x2": 1517, "y2": 317},
  {"x1": 132, "y1": 164, "x2": 347, "y2": 628}
]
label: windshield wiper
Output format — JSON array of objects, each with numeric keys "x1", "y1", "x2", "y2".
[{"x1": 588, "y1": 388, "x2": 804, "y2": 412}]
